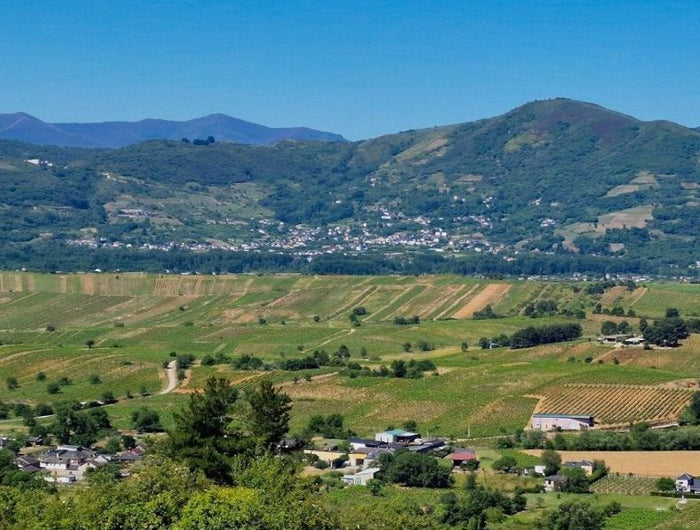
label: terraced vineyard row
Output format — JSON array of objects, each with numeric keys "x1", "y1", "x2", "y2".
[
  {"x1": 533, "y1": 383, "x2": 694, "y2": 425},
  {"x1": 591, "y1": 475, "x2": 657, "y2": 494}
]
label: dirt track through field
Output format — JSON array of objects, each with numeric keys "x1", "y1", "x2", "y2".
[
  {"x1": 453, "y1": 284, "x2": 510, "y2": 319},
  {"x1": 159, "y1": 360, "x2": 178, "y2": 394}
]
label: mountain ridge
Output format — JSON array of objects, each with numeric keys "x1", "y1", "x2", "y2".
[
  {"x1": 0, "y1": 97, "x2": 699, "y2": 276},
  {"x1": 0, "y1": 112, "x2": 346, "y2": 147}
]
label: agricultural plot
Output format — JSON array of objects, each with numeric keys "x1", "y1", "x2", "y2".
[
  {"x1": 652, "y1": 501, "x2": 700, "y2": 529},
  {"x1": 1, "y1": 271, "x2": 699, "y2": 448},
  {"x1": 591, "y1": 475, "x2": 658, "y2": 495},
  {"x1": 524, "y1": 450, "x2": 700, "y2": 477},
  {"x1": 0, "y1": 346, "x2": 163, "y2": 404},
  {"x1": 632, "y1": 283, "x2": 700, "y2": 318},
  {"x1": 531, "y1": 383, "x2": 694, "y2": 426},
  {"x1": 453, "y1": 283, "x2": 511, "y2": 319}
]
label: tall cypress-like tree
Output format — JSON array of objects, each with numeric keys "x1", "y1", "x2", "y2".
[{"x1": 246, "y1": 379, "x2": 291, "y2": 453}]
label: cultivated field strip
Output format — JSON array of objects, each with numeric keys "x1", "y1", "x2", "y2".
[
  {"x1": 433, "y1": 284, "x2": 479, "y2": 319},
  {"x1": 368, "y1": 285, "x2": 425, "y2": 321},
  {"x1": 533, "y1": 383, "x2": 695, "y2": 425},
  {"x1": 453, "y1": 283, "x2": 511, "y2": 319},
  {"x1": 632, "y1": 284, "x2": 700, "y2": 318},
  {"x1": 590, "y1": 475, "x2": 657, "y2": 495},
  {"x1": 600, "y1": 285, "x2": 629, "y2": 306}
]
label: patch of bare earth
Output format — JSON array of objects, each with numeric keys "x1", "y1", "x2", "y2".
[{"x1": 453, "y1": 284, "x2": 511, "y2": 319}]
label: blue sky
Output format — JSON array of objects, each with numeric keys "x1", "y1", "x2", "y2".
[{"x1": 2, "y1": 0, "x2": 699, "y2": 139}]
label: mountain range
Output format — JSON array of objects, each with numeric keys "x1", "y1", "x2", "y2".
[
  {"x1": 0, "y1": 112, "x2": 345, "y2": 147},
  {"x1": 0, "y1": 98, "x2": 699, "y2": 276}
]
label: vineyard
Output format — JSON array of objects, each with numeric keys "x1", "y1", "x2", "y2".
[
  {"x1": 2, "y1": 272, "x2": 700, "y2": 441},
  {"x1": 591, "y1": 475, "x2": 657, "y2": 495},
  {"x1": 531, "y1": 383, "x2": 695, "y2": 425}
]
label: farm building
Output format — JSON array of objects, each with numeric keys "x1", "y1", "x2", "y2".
[
  {"x1": 531, "y1": 413, "x2": 594, "y2": 431},
  {"x1": 375, "y1": 429, "x2": 420, "y2": 444},
  {"x1": 676, "y1": 473, "x2": 700, "y2": 494},
  {"x1": 597, "y1": 334, "x2": 632, "y2": 344},
  {"x1": 445, "y1": 448, "x2": 478, "y2": 467},
  {"x1": 342, "y1": 467, "x2": 380, "y2": 486},
  {"x1": 564, "y1": 460, "x2": 594, "y2": 476},
  {"x1": 623, "y1": 336, "x2": 645, "y2": 346},
  {"x1": 544, "y1": 475, "x2": 568, "y2": 492}
]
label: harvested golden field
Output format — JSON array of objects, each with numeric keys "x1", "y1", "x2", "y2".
[
  {"x1": 530, "y1": 383, "x2": 694, "y2": 426},
  {"x1": 453, "y1": 283, "x2": 510, "y2": 318},
  {"x1": 524, "y1": 450, "x2": 700, "y2": 477}
]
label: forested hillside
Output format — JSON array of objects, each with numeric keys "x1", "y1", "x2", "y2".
[{"x1": 1, "y1": 99, "x2": 699, "y2": 276}]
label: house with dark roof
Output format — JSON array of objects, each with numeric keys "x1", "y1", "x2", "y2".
[
  {"x1": 544, "y1": 474, "x2": 568, "y2": 492},
  {"x1": 676, "y1": 473, "x2": 700, "y2": 493},
  {"x1": 564, "y1": 460, "x2": 594, "y2": 476},
  {"x1": 38, "y1": 445, "x2": 97, "y2": 471}
]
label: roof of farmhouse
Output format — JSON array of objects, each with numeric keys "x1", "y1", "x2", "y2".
[{"x1": 532, "y1": 414, "x2": 594, "y2": 420}]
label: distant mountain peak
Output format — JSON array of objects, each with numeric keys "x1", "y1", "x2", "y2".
[{"x1": 0, "y1": 113, "x2": 346, "y2": 147}]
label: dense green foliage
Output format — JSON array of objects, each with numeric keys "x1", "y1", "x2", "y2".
[{"x1": 378, "y1": 449, "x2": 452, "y2": 488}]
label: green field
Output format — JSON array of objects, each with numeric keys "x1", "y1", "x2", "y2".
[{"x1": 1, "y1": 272, "x2": 699, "y2": 439}]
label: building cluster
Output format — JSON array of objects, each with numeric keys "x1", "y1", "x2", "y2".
[
  {"x1": 2, "y1": 440, "x2": 145, "y2": 484},
  {"x1": 304, "y1": 428, "x2": 477, "y2": 486}
]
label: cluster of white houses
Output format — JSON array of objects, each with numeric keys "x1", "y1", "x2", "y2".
[{"x1": 11, "y1": 444, "x2": 144, "y2": 483}]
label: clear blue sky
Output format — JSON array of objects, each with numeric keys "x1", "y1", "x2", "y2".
[{"x1": 2, "y1": 0, "x2": 699, "y2": 140}]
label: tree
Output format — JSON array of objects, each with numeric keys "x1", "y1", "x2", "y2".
[
  {"x1": 539, "y1": 500, "x2": 605, "y2": 530},
  {"x1": 245, "y1": 379, "x2": 292, "y2": 452},
  {"x1": 684, "y1": 392, "x2": 700, "y2": 424},
  {"x1": 122, "y1": 434, "x2": 137, "y2": 449},
  {"x1": 5, "y1": 376, "x2": 19, "y2": 391},
  {"x1": 600, "y1": 321, "x2": 618, "y2": 335},
  {"x1": 131, "y1": 408, "x2": 164, "y2": 433},
  {"x1": 491, "y1": 455, "x2": 518, "y2": 473},
  {"x1": 617, "y1": 321, "x2": 631, "y2": 334},
  {"x1": 561, "y1": 467, "x2": 589, "y2": 493},
  {"x1": 168, "y1": 376, "x2": 243, "y2": 483},
  {"x1": 391, "y1": 360, "x2": 407, "y2": 378},
  {"x1": 655, "y1": 477, "x2": 676, "y2": 491},
  {"x1": 402, "y1": 420, "x2": 418, "y2": 432},
  {"x1": 85, "y1": 339, "x2": 96, "y2": 349},
  {"x1": 541, "y1": 449, "x2": 561, "y2": 476},
  {"x1": 379, "y1": 449, "x2": 452, "y2": 488},
  {"x1": 643, "y1": 317, "x2": 688, "y2": 346}
]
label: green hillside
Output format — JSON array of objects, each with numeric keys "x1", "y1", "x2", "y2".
[{"x1": 1, "y1": 99, "x2": 700, "y2": 275}]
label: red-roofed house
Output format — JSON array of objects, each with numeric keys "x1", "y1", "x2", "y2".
[{"x1": 445, "y1": 448, "x2": 478, "y2": 467}]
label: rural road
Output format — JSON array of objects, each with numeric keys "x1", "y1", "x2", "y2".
[{"x1": 160, "y1": 360, "x2": 178, "y2": 394}]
